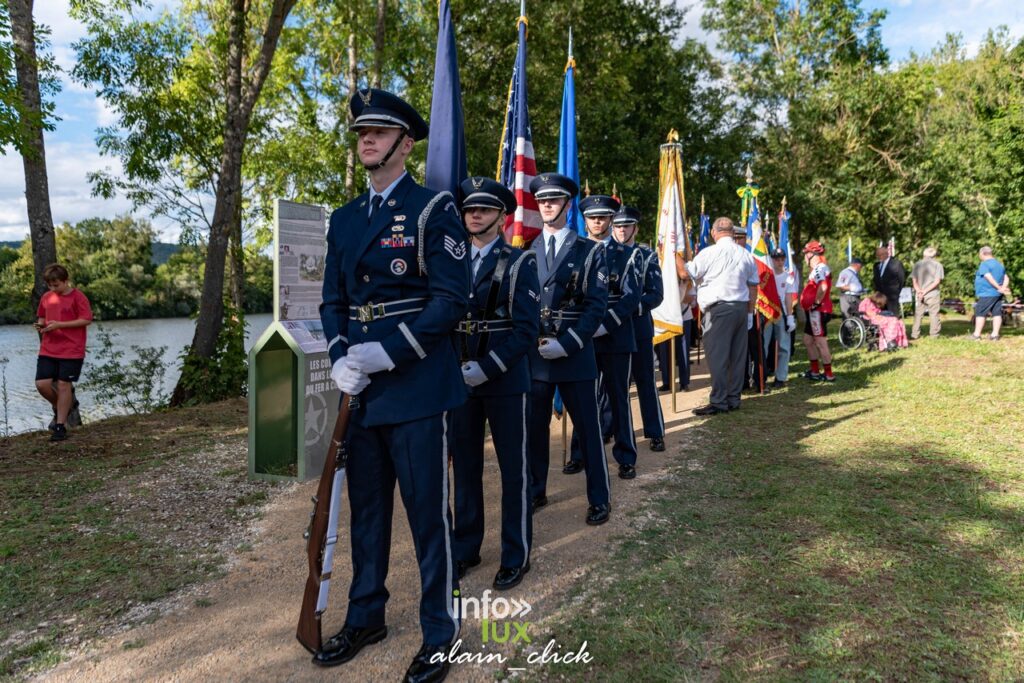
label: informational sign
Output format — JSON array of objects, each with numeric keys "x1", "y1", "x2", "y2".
[
  {"x1": 249, "y1": 199, "x2": 338, "y2": 482},
  {"x1": 275, "y1": 200, "x2": 328, "y2": 322}
]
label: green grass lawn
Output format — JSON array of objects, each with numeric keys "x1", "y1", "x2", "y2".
[
  {"x1": 535, "y1": 318, "x2": 1024, "y2": 681},
  {"x1": 0, "y1": 399, "x2": 272, "y2": 679}
]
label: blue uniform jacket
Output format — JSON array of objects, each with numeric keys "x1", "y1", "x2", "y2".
[
  {"x1": 528, "y1": 229, "x2": 608, "y2": 384},
  {"x1": 320, "y1": 174, "x2": 471, "y2": 427},
  {"x1": 459, "y1": 238, "x2": 541, "y2": 397},
  {"x1": 594, "y1": 240, "x2": 640, "y2": 355},
  {"x1": 632, "y1": 244, "x2": 664, "y2": 342}
]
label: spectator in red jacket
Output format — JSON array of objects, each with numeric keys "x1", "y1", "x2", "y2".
[{"x1": 35, "y1": 264, "x2": 92, "y2": 441}]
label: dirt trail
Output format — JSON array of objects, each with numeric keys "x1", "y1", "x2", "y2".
[{"x1": 42, "y1": 370, "x2": 711, "y2": 682}]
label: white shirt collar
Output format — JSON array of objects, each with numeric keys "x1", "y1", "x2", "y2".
[
  {"x1": 544, "y1": 226, "x2": 574, "y2": 253},
  {"x1": 472, "y1": 238, "x2": 499, "y2": 262}
]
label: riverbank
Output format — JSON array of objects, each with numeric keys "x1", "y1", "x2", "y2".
[{"x1": 0, "y1": 399, "x2": 282, "y2": 678}]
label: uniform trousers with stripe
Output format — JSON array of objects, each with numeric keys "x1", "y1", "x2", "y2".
[
  {"x1": 450, "y1": 393, "x2": 531, "y2": 569},
  {"x1": 528, "y1": 379, "x2": 610, "y2": 506},
  {"x1": 571, "y1": 353, "x2": 636, "y2": 466},
  {"x1": 344, "y1": 412, "x2": 459, "y2": 646},
  {"x1": 631, "y1": 341, "x2": 665, "y2": 439}
]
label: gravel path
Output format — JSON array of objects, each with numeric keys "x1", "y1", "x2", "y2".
[{"x1": 41, "y1": 372, "x2": 709, "y2": 682}]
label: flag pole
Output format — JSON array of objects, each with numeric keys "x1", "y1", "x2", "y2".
[{"x1": 561, "y1": 412, "x2": 568, "y2": 467}]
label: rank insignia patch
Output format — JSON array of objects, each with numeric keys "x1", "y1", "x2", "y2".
[{"x1": 443, "y1": 235, "x2": 467, "y2": 260}]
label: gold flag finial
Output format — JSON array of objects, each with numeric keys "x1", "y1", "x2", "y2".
[
  {"x1": 584, "y1": 179, "x2": 591, "y2": 197},
  {"x1": 781, "y1": 195, "x2": 787, "y2": 211},
  {"x1": 612, "y1": 183, "x2": 619, "y2": 201},
  {"x1": 666, "y1": 129, "x2": 679, "y2": 143},
  {"x1": 700, "y1": 194, "x2": 705, "y2": 214},
  {"x1": 745, "y1": 163, "x2": 753, "y2": 185}
]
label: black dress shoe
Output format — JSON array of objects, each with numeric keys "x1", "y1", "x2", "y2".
[
  {"x1": 658, "y1": 384, "x2": 671, "y2": 392},
  {"x1": 493, "y1": 561, "x2": 530, "y2": 590},
  {"x1": 312, "y1": 624, "x2": 387, "y2": 667},
  {"x1": 603, "y1": 434, "x2": 613, "y2": 445},
  {"x1": 456, "y1": 556, "x2": 481, "y2": 580},
  {"x1": 692, "y1": 404, "x2": 726, "y2": 416},
  {"x1": 618, "y1": 464, "x2": 637, "y2": 479},
  {"x1": 586, "y1": 504, "x2": 611, "y2": 526},
  {"x1": 771, "y1": 379, "x2": 786, "y2": 389},
  {"x1": 562, "y1": 459, "x2": 584, "y2": 474},
  {"x1": 649, "y1": 437, "x2": 665, "y2": 452},
  {"x1": 404, "y1": 643, "x2": 450, "y2": 683},
  {"x1": 532, "y1": 494, "x2": 547, "y2": 510}
]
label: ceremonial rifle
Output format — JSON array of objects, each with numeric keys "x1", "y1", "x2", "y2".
[{"x1": 296, "y1": 394, "x2": 355, "y2": 654}]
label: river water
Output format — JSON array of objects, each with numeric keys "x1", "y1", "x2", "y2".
[{"x1": 0, "y1": 313, "x2": 273, "y2": 435}]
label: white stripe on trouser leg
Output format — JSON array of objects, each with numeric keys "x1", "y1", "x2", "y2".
[
  {"x1": 594, "y1": 378, "x2": 610, "y2": 493},
  {"x1": 519, "y1": 393, "x2": 529, "y2": 565},
  {"x1": 626, "y1": 355, "x2": 636, "y2": 450},
  {"x1": 651, "y1": 347, "x2": 664, "y2": 434},
  {"x1": 440, "y1": 411, "x2": 459, "y2": 639}
]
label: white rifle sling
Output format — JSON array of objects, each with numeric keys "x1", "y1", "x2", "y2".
[{"x1": 316, "y1": 467, "x2": 347, "y2": 614}]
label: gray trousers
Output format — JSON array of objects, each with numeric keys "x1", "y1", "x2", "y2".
[
  {"x1": 702, "y1": 301, "x2": 748, "y2": 409},
  {"x1": 912, "y1": 290, "x2": 941, "y2": 338}
]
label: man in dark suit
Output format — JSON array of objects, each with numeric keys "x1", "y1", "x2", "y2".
[
  {"x1": 316, "y1": 88, "x2": 469, "y2": 682},
  {"x1": 872, "y1": 246, "x2": 906, "y2": 316},
  {"x1": 450, "y1": 177, "x2": 539, "y2": 591},
  {"x1": 526, "y1": 173, "x2": 612, "y2": 526}
]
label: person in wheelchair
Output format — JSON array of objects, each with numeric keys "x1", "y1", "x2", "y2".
[{"x1": 857, "y1": 291, "x2": 908, "y2": 351}]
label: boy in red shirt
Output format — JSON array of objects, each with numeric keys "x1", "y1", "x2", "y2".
[
  {"x1": 35, "y1": 264, "x2": 93, "y2": 441},
  {"x1": 799, "y1": 241, "x2": 836, "y2": 382}
]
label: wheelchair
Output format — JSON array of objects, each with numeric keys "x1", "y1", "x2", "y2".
[{"x1": 838, "y1": 313, "x2": 880, "y2": 351}]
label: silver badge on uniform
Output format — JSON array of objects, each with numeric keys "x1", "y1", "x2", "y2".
[{"x1": 390, "y1": 258, "x2": 408, "y2": 275}]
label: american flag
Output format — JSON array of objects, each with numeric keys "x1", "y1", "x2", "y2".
[{"x1": 496, "y1": 9, "x2": 540, "y2": 247}]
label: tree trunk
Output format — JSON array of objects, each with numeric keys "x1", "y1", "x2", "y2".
[
  {"x1": 344, "y1": 1, "x2": 359, "y2": 199},
  {"x1": 171, "y1": 0, "x2": 296, "y2": 406},
  {"x1": 372, "y1": 0, "x2": 386, "y2": 88},
  {"x1": 229, "y1": 201, "x2": 245, "y2": 312},
  {"x1": 9, "y1": 0, "x2": 57, "y2": 312}
]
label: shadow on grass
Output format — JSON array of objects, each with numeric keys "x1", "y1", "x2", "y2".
[{"x1": 528, "y1": 334, "x2": 1024, "y2": 680}]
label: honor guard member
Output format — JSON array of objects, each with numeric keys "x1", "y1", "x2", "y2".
[
  {"x1": 564, "y1": 194, "x2": 642, "y2": 479},
  {"x1": 316, "y1": 88, "x2": 470, "y2": 683},
  {"x1": 526, "y1": 172, "x2": 612, "y2": 526},
  {"x1": 613, "y1": 207, "x2": 666, "y2": 452},
  {"x1": 450, "y1": 177, "x2": 540, "y2": 591}
]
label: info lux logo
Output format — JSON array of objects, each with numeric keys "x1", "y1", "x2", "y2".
[{"x1": 453, "y1": 589, "x2": 532, "y2": 643}]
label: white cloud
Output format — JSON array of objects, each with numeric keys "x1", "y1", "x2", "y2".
[{"x1": 0, "y1": 141, "x2": 137, "y2": 241}]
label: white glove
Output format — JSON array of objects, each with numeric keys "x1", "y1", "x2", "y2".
[
  {"x1": 786, "y1": 315, "x2": 796, "y2": 333},
  {"x1": 593, "y1": 324, "x2": 608, "y2": 338},
  {"x1": 331, "y1": 357, "x2": 370, "y2": 395},
  {"x1": 461, "y1": 361, "x2": 488, "y2": 387},
  {"x1": 538, "y1": 338, "x2": 569, "y2": 360},
  {"x1": 346, "y1": 342, "x2": 395, "y2": 374},
  {"x1": 747, "y1": 313, "x2": 754, "y2": 330}
]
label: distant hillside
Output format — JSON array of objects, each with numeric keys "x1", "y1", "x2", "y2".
[{"x1": 0, "y1": 240, "x2": 180, "y2": 266}]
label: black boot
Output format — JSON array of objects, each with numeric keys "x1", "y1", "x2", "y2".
[
  {"x1": 311, "y1": 624, "x2": 387, "y2": 667},
  {"x1": 404, "y1": 643, "x2": 450, "y2": 683}
]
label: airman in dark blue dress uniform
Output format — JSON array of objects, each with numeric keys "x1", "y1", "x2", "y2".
[
  {"x1": 315, "y1": 89, "x2": 469, "y2": 683},
  {"x1": 613, "y1": 207, "x2": 667, "y2": 452},
  {"x1": 449, "y1": 177, "x2": 539, "y2": 592},
  {"x1": 564, "y1": 195, "x2": 642, "y2": 479},
  {"x1": 526, "y1": 173, "x2": 612, "y2": 526}
]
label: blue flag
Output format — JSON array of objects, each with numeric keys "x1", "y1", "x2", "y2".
[
  {"x1": 425, "y1": 0, "x2": 467, "y2": 195},
  {"x1": 558, "y1": 31, "x2": 584, "y2": 235},
  {"x1": 744, "y1": 197, "x2": 760, "y2": 251},
  {"x1": 698, "y1": 212, "x2": 710, "y2": 251},
  {"x1": 779, "y1": 206, "x2": 794, "y2": 273}
]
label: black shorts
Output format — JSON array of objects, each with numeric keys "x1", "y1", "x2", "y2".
[
  {"x1": 36, "y1": 356, "x2": 84, "y2": 383},
  {"x1": 803, "y1": 311, "x2": 832, "y2": 337},
  {"x1": 974, "y1": 295, "x2": 1004, "y2": 318}
]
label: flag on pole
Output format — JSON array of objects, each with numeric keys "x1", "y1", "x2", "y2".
[
  {"x1": 697, "y1": 195, "x2": 710, "y2": 253},
  {"x1": 497, "y1": 1, "x2": 540, "y2": 247},
  {"x1": 750, "y1": 218, "x2": 783, "y2": 322},
  {"x1": 778, "y1": 199, "x2": 794, "y2": 274},
  {"x1": 424, "y1": 0, "x2": 466, "y2": 195},
  {"x1": 651, "y1": 131, "x2": 688, "y2": 344},
  {"x1": 558, "y1": 28, "x2": 584, "y2": 236},
  {"x1": 736, "y1": 164, "x2": 760, "y2": 249}
]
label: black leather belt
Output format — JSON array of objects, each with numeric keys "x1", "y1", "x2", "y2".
[{"x1": 348, "y1": 297, "x2": 427, "y2": 322}]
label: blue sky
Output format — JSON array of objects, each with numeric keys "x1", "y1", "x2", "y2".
[{"x1": 0, "y1": 0, "x2": 1022, "y2": 243}]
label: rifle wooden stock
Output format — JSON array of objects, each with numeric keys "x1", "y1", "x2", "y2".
[{"x1": 296, "y1": 394, "x2": 353, "y2": 654}]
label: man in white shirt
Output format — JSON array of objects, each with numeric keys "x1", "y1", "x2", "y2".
[
  {"x1": 835, "y1": 258, "x2": 864, "y2": 318},
  {"x1": 685, "y1": 217, "x2": 759, "y2": 415},
  {"x1": 763, "y1": 249, "x2": 798, "y2": 387}
]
